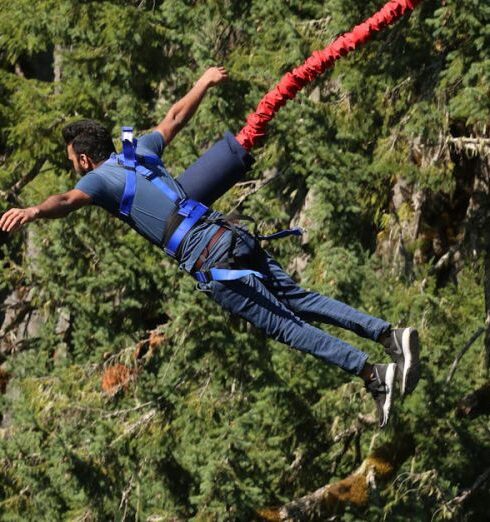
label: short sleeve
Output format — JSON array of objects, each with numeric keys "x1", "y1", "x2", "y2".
[
  {"x1": 75, "y1": 172, "x2": 106, "y2": 205},
  {"x1": 136, "y1": 131, "x2": 166, "y2": 158}
]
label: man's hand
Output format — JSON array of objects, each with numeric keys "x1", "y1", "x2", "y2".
[
  {"x1": 0, "y1": 190, "x2": 91, "y2": 234},
  {"x1": 0, "y1": 207, "x2": 39, "y2": 233},
  {"x1": 200, "y1": 66, "x2": 228, "y2": 88},
  {"x1": 155, "y1": 65, "x2": 229, "y2": 145}
]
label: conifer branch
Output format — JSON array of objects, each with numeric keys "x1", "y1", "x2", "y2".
[{"x1": 5, "y1": 159, "x2": 46, "y2": 203}]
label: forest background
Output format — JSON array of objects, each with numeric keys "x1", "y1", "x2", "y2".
[{"x1": 0, "y1": 0, "x2": 489, "y2": 520}]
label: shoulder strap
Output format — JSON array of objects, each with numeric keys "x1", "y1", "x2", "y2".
[
  {"x1": 117, "y1": 126, "x2": 210, "y2": 259},
  {"x1": 119, "y1": 127, "x2": 138, "y2": 217},
  {"x1": 118, "y1": 127, "x2": 182, "y2": 215}
]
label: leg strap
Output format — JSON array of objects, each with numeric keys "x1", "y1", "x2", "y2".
[{"x1": 193, "y1": 268, "x2": 264, "y2": 284}]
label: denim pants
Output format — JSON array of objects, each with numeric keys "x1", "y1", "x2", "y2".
[{"x1": 198, "y1": 229, "x2": 390, "y2": 375}]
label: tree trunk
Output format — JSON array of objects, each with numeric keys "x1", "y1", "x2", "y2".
[
  {"x1": 463, "y1": 149, "x2": 490, "y2": 373},
  {"x1": 258, "y1": 433, "x2": 414, "y2": 521},
  {"x1": 484, "y1": 253, "x2": 490, "y2": 373}
]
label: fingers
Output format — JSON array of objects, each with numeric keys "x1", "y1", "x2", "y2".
[
  {"x1": 0, "y1": 209, "x2": 19, "y2": 233},
  {"x1": 0, "y1": 208, "x2": 27, "y2": 233},
  {"x1": 205, "y1": 66, "x2": 228, "y2": 84},
  {"x1": 0, "y1": 209, "x2": 14, "y2": 231}
]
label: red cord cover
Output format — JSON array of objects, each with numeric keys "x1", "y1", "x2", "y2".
[{"x1": 236, "y1": 0, "x2": 422, "y2": 151}]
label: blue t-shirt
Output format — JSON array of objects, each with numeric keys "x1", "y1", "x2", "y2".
[{"x1": 75, "y1": 131, "x2": 227, "y2": 272}]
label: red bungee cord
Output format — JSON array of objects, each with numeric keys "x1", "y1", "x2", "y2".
[{"x1": 236, "y1": 0, "x2": 423, "y2": 151}]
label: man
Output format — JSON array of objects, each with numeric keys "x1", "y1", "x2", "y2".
[{"x1": 0, "y1": 66, "x2": 420, "y2": 427}]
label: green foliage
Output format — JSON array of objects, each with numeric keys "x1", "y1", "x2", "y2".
[{"x1": 1, "y1": 0, "x2": 489, "y2": 520}]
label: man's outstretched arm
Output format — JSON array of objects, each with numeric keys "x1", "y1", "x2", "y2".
[
  {"x1": 0, "y1": 189, "x2": 92, "y2": 233},
  {"x1": 155, "y1": 66, "x2": 228, "y2": 145}
]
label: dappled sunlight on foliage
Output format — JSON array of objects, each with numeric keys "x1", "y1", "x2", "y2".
[{"x1": 0, "y1": 0, "x2": 489, "y2": 520}]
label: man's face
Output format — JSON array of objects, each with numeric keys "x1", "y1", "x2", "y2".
[{"x1": 67, "y1": 143, "x2": 91, "y2": 175}]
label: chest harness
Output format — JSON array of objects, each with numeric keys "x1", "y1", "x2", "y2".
[{"x1": 114, "y1": 127, "x2": 302, "y2": 284}]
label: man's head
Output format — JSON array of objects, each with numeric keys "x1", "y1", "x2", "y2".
[{"x1": 62, "y1": 119, "x2": 116, "y2": 174}]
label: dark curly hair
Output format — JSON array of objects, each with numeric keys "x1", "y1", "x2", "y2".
[{"x1": 62, "y1": 119, "x2": 116, "y2": 163}]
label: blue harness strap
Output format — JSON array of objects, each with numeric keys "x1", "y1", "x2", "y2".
[
  {"x1": 256, "y1": 227, "x2": 303, "y2": 240},
  {"x1": 164, "y1": 200, "x2": 209, "y2": 257},
  {"x1": 119, "y1": 127, "x2": 138, "y2": 217},
  {"x1": 117, "y1": 126, "x2": 303, "y2": 284},
  {"x1": 140, "y1": 168, "x2": 180, "y2": 204},
  {"x1": 194, "y1": 268, "x2": 264, "y2": 284},
  {"x1": 118, "y1": 127, "x2": 210, "y2": 258}
]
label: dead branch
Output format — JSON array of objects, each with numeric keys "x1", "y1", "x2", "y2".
[
  {"x1": 446, "y1": 327, "x2": 485, "y2": 383},
  {"x1": 448, "y1": 137, "x2": 490, "y2": 157},
  {"x1": 258, "y1": 433, "x2": 414, "y2": 521},
  {"x1": 433, "y1": 466, "x2": 490, "y2": 520},
  {"x1": 296, "y1": 16, "x2": 332, "y2": 27},
  {"x1": 109, "y1": 408, "x2": 159, "y2": 447},
  {"x1": 429, "y1": 246, "x2": 462, "y2": 276},
  {"x1": 447, "y1": 466, "x2": 490, "y2": 505},
  {"x1": 3, "y1": 159, "x2": 46, "y2": 204},
  {"x1": 119, "y1": 474, "x2": 135, "y2": 521},
  {"x1": 330, "y1": 414, "x2": 377, "y2": 474},
  {"x1": 68, "y1": 400, "x2": 156, "y2": 419},
  {"x1": 231, "y1": 168, "x2": 282, "y2": 212},
  {"x1": 101, "y1": 364, "x2": 137, "y2": 396}
]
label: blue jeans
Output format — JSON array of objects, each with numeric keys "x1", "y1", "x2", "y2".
[{"x1": 198, "y1": 229, "x2": 390, "y2": 375}]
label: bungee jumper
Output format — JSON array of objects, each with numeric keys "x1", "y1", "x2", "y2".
[{"x1": 0, "y1": 0, "x2": 422, "y2": 427}]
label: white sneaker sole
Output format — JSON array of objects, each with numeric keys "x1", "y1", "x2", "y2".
[
  {"x1": 381, "y1": 363, "x2": 396, "y2": 428},
  {"x1": 401, "y1": 327, "x2": 420, "y2": 395}
]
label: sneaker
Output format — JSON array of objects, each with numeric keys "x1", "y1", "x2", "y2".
[
  {"x1": 382, "y1": 327, "x2": 420, "y2": 396},
  {"x1": 365, "y1": 363, "x2": 396, "y2": 428}
]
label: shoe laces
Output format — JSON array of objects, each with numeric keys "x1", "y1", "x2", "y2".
[{"x1": 365, "y1": 376, "x2": 387, "y2": 397}]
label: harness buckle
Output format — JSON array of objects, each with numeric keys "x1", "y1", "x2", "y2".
[
  {"x1": 121, "y1": 127, "x2": 134, "y2": 142},
  {"x1": 142, "y1": 169, "x2": 157, "y2": 181},
  {"x1": 138, "y1": 154, "x2": 163, "y2": 168},
  {"x1": 177, "y1": 199, "x2": 193, "y2": 218}
]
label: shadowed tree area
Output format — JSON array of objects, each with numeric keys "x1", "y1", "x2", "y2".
[{"x1": 0, "y1": 0, "x2": 489, "y2": 520}]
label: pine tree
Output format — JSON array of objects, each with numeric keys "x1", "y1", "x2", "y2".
[{"x1": 1, "y1": 1, "x2": 489, "y2": 519}]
